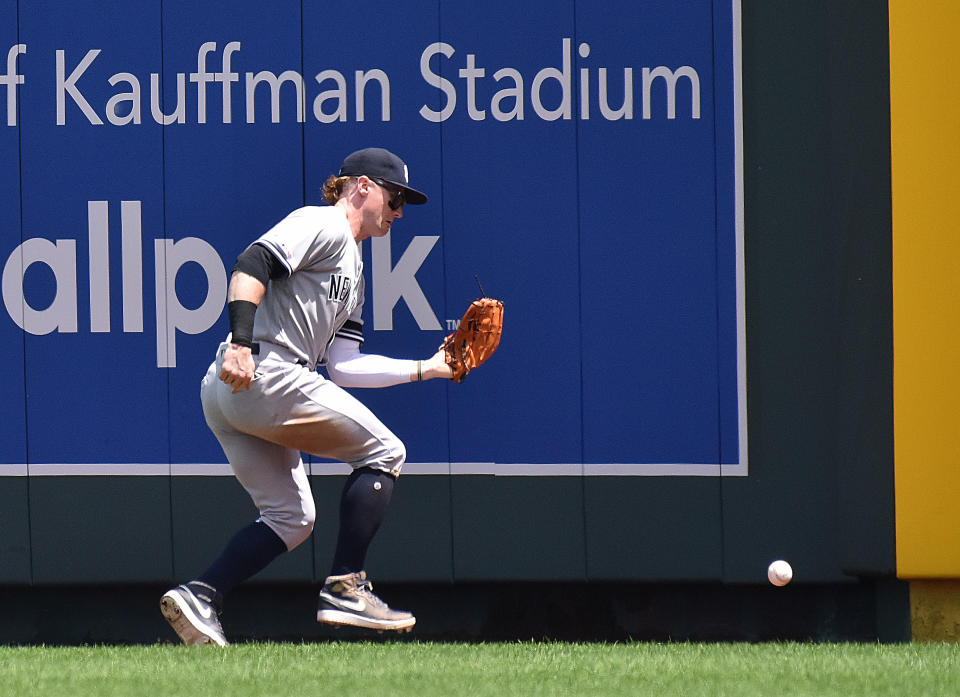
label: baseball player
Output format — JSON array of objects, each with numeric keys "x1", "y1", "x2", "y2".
[{"x1": 160, "y1": 147, "x2": 452, "y2": 646}]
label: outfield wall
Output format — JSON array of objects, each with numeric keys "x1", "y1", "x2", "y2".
[
  {"x1": 889, "y1": 0, "x2": 960, "y2": 642},
  {"x1": 0, "y1": 0, "x2": 899, "y2": 604},
  {"x1": 889, "y1": 0, "x2": 960, "y2": 581}
]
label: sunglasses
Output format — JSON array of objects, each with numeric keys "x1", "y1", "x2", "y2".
[{"x1": 368, "y1": 177, "x2": 406, "y2": 211}]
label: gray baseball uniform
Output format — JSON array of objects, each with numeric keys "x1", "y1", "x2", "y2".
[
  {"x1": 200, "y1": 205, "x2": 405, "y2": 551},
  {"x1": 160, "y1": 148, "x2": 429, "y2": 646}
]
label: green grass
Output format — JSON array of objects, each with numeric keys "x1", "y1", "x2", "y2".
[{"x1": 0, "y1": 642, "x2": 958, "y2": 697}]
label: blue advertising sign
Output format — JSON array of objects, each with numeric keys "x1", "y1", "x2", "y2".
[{"x1": 0, "y1": 0, "x2": 745, "y2": 477}]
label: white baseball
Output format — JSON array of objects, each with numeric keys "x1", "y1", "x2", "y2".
[{"x1": 767, "y1": 559, "x2": 793, "y2": 586}]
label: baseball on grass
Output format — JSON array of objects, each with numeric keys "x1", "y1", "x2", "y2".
[{"x1": 767, "y1": 559, "x2": 793, "y2": 586}]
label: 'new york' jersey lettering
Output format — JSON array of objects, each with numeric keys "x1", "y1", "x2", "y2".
[{"x1": 328, "y1": 274, "x2": 353, "y2": 304}]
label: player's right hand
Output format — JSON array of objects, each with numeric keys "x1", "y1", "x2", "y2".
[{"x1": 219, "y1": 344, "x2": 256, "y2": 393}]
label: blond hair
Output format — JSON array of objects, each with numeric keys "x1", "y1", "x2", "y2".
[{"x1": 322, "y1": 175, "x2": 356, "y2": 205}]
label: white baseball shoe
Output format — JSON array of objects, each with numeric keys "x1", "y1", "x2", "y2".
[{"x1": 317, "y1": 571, "x2": 415, "y2": 632}]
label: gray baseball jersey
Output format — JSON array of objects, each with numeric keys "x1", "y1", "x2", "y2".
[{"x1": 251, "y1": 205, "x2": 365, "y2": 368}]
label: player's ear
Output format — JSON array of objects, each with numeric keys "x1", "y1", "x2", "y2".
[{"x1": 356, "y1": 175, "x2": 372, "y2": 196}]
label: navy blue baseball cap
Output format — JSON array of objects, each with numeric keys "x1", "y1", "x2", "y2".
[{"x1": 339, "y1": 147, "x2": 428, "y2": 205}]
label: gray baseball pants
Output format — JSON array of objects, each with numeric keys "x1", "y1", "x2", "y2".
[{"x1": 200, "y1": 341, "x2": 406, "y2": 550}]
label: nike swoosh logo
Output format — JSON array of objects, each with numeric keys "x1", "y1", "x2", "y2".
[
  {"x1": 319, "y1": 592, "x2": 366, "y2": 613},
  {"x1": 178, "y1": 589, "x2": 214, "y2": 620},
  {"x1": 195, "y1": 601, "x2": 214, "y2": 620}
]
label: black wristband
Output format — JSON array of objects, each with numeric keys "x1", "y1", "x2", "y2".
[{"x1": 228, "y1": 300, "x2": 259, "y2": 352}]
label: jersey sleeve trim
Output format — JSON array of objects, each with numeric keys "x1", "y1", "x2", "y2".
[
  {"x1": 335, "y1": 319, "x2": 364, "y2": 345},
  {"x1": 233, "y1": 242, "x2": 289, "y2": 285},
  {"x1": 254, "y1": 238, "x2": 295, "y2": 277}
]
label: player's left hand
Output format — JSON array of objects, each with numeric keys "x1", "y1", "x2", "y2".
[{"x1": 422, "y1": 347, "x2": 454, "y2": 380}]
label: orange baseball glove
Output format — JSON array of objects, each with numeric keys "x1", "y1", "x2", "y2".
[{"x1": 442, "y1": 298, "x2": 504, "y2": 383}]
